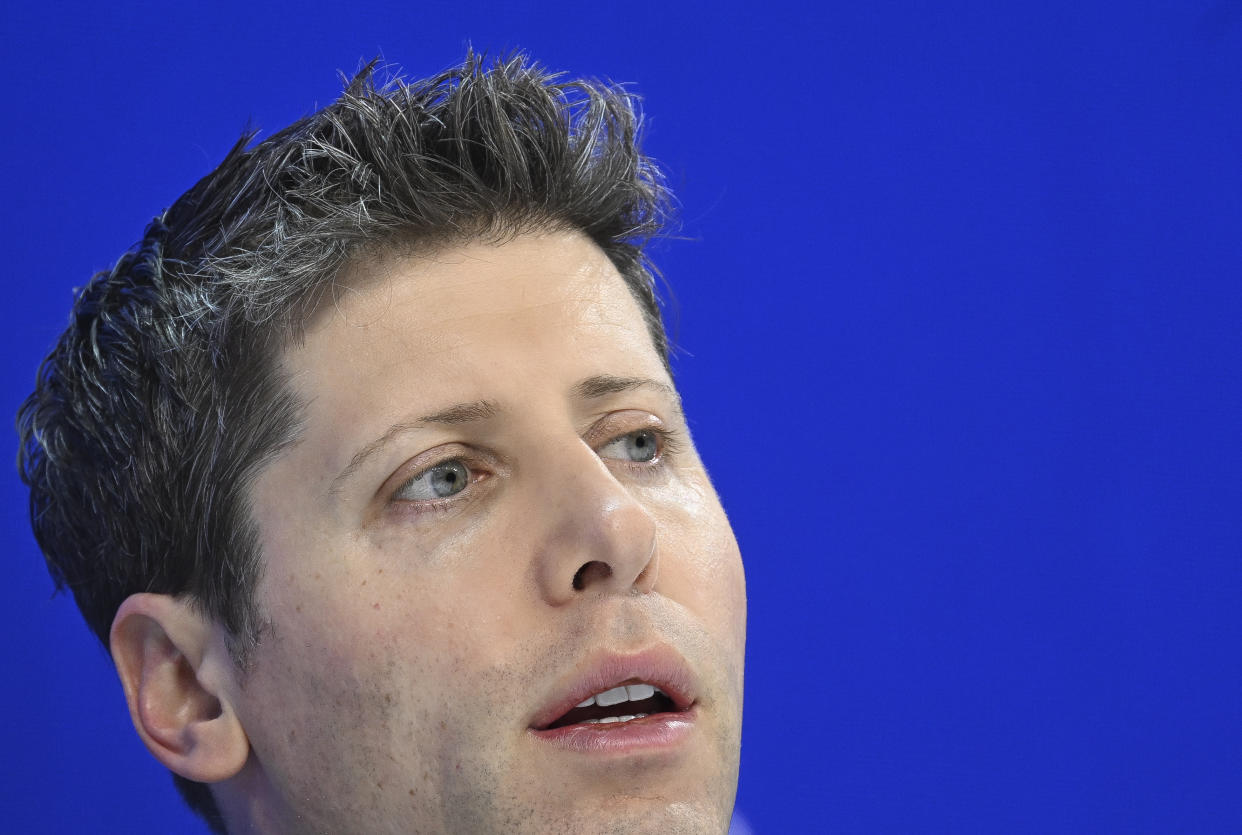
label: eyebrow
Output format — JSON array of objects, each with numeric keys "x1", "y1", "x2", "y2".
[
  {"x1": 572, "y1": 374, "x2": 680, "y2": 409},
  {"x1": 330, "y1": 399, "x2": 500, "y2": 493},
  {"x1": 331, "y1": 374, "x2": 680, "y2": 492}
]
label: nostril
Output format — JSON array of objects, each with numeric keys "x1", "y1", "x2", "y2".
[{"x1": 572, "y1": 560, "x2": 613, "y2": 591}]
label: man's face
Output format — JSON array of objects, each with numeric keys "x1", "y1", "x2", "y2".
[{"x1": 230, "y1": 230, "x2": 746, "y2": 834}]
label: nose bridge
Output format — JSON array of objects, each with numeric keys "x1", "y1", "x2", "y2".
[{"x1": 530, "y1": 431, "x2": 659, "y2": 605}]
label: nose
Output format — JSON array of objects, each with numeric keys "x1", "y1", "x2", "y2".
[{"x1": 531, "y1": 439, "x2": 659, "y2": 606}]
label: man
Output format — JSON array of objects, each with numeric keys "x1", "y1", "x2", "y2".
[{"x1": 17, "y1": 53, "x2": 745, "y2": 834}]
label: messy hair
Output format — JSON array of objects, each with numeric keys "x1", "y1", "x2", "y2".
[{"x1": 16, "y1": 52, "x2": 671, "y2": 832}]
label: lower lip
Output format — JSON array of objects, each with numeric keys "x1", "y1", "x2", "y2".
[{"x1": 529, "y1": 708, "x2": 697, "y2": 754}]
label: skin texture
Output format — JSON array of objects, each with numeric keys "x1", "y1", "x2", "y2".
[{"x1": 212, "y1": 230, "x2": 746, "y2": 833}]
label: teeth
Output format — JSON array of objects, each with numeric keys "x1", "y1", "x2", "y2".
[
  {"x1": 595, "y1": 685, "x2": 631, "y2": 707},
  {"x1": 590, "y1": 682, "x2": 661, "y2": 708},
  {"x1": 626, "y1": 683, "x2": 655, "y2": 701},
  {"x1": 570, "y1": 682, "x2": 665, "y2": 719},
  {"x1": 582, "y1": 713, "x2": 648, "y2": 725}
]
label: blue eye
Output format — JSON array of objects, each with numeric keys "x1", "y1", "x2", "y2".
[
  {"x1": 599, "y1": 429, "x2": 660, "y2": 463},
  {"x1": 396, "y1": 460, "x2": 471, "y2": 501}
]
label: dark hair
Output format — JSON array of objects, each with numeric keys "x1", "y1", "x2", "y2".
[{"x1": 16, "y1": 52, "x2": 671, "y2": 832}]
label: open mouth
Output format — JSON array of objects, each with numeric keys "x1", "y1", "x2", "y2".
[
  {"x1": 527, "y1": 647, "x2": 700, "y2": 753},
  {"x1": 541, "y1": 681, "x2": 682, "y2": 730}
]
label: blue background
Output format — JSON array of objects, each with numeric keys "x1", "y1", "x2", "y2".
[{"x1": 3, "y1": 1, "x2": 1240, "y2": 832}]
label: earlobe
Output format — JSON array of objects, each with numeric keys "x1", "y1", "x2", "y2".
[{"x1": 110, "y1": 593, "x2": 250, "y2": 784}]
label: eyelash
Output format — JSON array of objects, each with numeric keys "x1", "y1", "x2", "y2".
[{"x1": 388, "y1": 424, "x2": 681, "y2": 516}]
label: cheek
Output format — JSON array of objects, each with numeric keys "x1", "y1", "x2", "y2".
[
  {"x1": 247, "y1": 545, "x2": 464, "y2": 742},
  {"x1": 652, "y1": 482, "x2": 747, "y2": 645},
  {"x1": 238, "y1": 576, "x2": 504, "y2": 817},
  {"x1": 253, "y1": 527, "x2": 531, "y2": 737}
]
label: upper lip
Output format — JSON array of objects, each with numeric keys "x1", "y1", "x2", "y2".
[{"x1": 528, "y1": 645, "x2": 699, "y2": 731}]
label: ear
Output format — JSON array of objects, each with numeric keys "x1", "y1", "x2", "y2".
[{"x1": 110, "y1": 593, "x2": 250, "y2": 783}]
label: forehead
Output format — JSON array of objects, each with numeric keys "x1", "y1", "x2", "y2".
[
  {"x1": 293, "y1": 231, "x2": 658, "y2": 375},
  {"x1": 277, "y1": 232, "x2": 670, "y2": 471}
]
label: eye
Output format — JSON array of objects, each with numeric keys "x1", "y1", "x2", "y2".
[
  {"x1": 598, "y1": 429, "x2": 662, "y2": 463},
  {"x1": 394, "y1": 459, "x2": 472, "y2": 501}
]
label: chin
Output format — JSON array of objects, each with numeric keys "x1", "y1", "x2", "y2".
[{"x1": 554, "y1": 796, "x2": 732, "y2": 835}]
